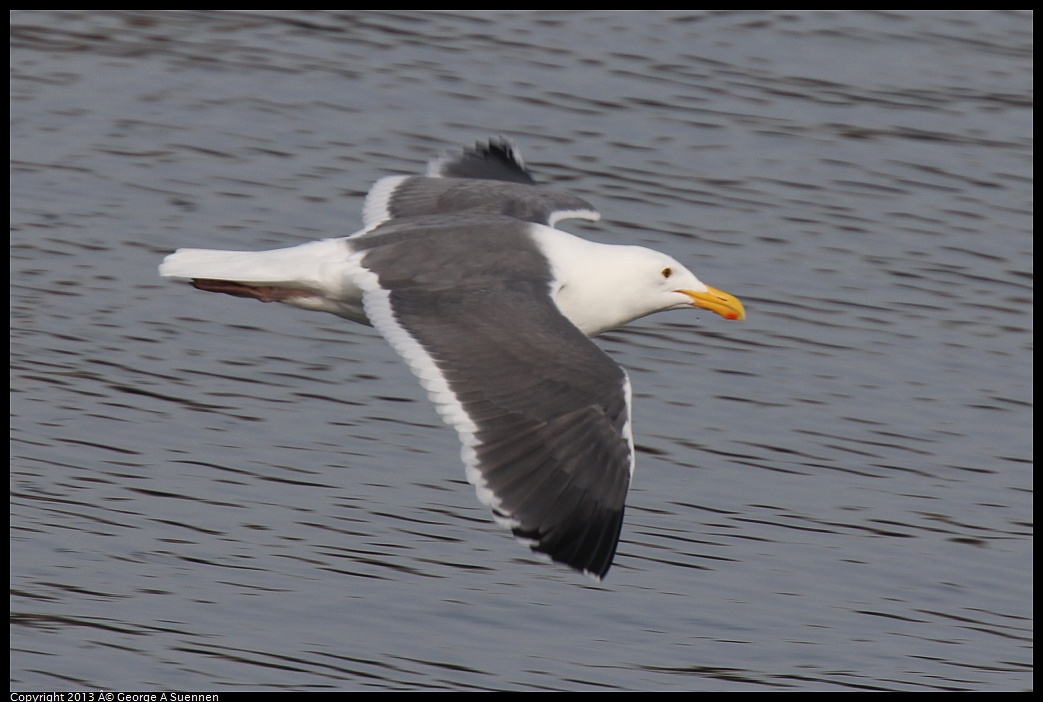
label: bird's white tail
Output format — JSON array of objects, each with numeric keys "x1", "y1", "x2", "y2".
[
  {"x1": 159, "y1": 239, "x2": 349, "y2": 287},
  {"x1": 159, "y1": 238, "x2": 366, "y2": 321}
]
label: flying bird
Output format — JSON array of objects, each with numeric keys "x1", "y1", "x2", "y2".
[{"x1": 160, "y1": 139, "x2": 745, "y2": 580}]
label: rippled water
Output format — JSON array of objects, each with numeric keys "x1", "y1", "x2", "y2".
[{"x1": 11, "y1": 10, "x2": 1032, "y2": 691}]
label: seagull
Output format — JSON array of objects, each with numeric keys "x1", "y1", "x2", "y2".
[{"x1": 160, "y1": 138, "x2": 745, "y2": 580}]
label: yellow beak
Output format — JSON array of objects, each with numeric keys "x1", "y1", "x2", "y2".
[{"x1": 681, "y1": 285, "x2": 746, "y2": 321}]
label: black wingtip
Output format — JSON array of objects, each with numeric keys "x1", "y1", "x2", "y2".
[
  {"x1": 429, "y1": 137, "x2": 537, "y2": 185},
  {"x1": 514, "y1": 506, "x2": 625, "y2": 581}
]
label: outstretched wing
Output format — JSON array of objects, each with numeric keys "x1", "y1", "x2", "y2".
[
  {"x1": 349, "y1": 220, "x2": 633, "y2": 580},
  {"x1": 361, "y1": 139, "x2": 601, "y2": 231}
]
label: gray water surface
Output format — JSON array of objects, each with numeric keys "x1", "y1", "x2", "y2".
[{"x1": 10, "y1": 10, "x2": 1032, "y2": 691}]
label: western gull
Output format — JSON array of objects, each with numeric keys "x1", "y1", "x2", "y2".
[{"x1": 159, "y1": 138, "x2": 745, "y2": 580}]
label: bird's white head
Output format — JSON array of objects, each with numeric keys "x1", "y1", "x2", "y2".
[
  {"x1": 548, "y1": 239, "x2": 745, "y2": 336},
  {"x1": 617, "y1": 246, "x2": 744, "y2": 323},
  {"x1": 642, "y1": 248, "x2": 746, "y2": 320}
]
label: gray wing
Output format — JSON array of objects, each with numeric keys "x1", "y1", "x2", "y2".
[
  {"x1": 362, "y1": 139, "x2": 601, "y2": 230},
  {"x1": 352, "y1": 221, "x2": 632, "y2": 579}
]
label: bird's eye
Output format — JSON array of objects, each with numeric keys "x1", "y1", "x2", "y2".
[{"x1": 661, "y1": 267, "x2": 673, "y2": 279}]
